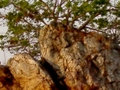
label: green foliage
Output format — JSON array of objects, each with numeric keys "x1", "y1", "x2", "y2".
[
  {"x1": 66, "y1": 1, "x2": 72, "y2": 8},
  {"x1": 97, "y1": 18, "x2": 108, "y2": 29},
  {"x1": 0, "y1": 0, "x2": 120, "y2": 59},
  {"x1": 0, "y1": 0, "x2": 9, "y2": 8},
  {"x1": 0, "y1": 35, "x2": 4, "y2": 39}
]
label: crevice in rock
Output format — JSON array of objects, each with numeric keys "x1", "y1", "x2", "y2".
[
  {"x1": 0, "y1": 65, "x2": 13, "y2": 86},
  {"x1": 37, "y1": 57, "x2": 69, "y2": 90}
]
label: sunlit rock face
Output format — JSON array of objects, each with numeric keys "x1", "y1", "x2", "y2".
[
  {"x1": 39, "y1": 24, "x2": 120, "y2": 90},
  {"x1": 7, "y1": 54, "x2": 55, "y2": 90},
  {"x1": 0, "y1": 24, "x2": 120, "y2": 90},
  {"x1": 0, "y1": 54, "x2": 56, "y2": 90}
]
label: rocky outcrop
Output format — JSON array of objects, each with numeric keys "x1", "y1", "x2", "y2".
[
  {"x1": 7, "y1": 54, "x2": 56, "y2": 90},
  {"x1": 39, "y1": 24, "x2": 120, "y2": 90},
  {"x1": 0, "y1": 24, "x2": 120, "y2": 90},
  {"x1": 0, "y1": 54, "x2": 61, "y2": 90}
]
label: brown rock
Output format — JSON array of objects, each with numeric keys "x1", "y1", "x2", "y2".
[
  {"x1": 0, "y1": 65, "x2": 20, "y2": 90},
  {"x1": 7, "y1": 54, "x2": 55, "y2": 90},
  {"x1": 1, "y1": 24, "x2": 120, "y2": 90},
  {"x1": 39, "y1": 24, "x2": 120, "y2": 90}
]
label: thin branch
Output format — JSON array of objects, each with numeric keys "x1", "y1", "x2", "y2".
[
  {"x1": 86, "y1": 26, "x2": 107, "y2": 34},
  {"x1": 39, "y1": 0, "x2": 53, "y2": 14},
  {"x1": 22, "y1": 18, "x2": 34, "y2": 26},
  {"x1": 78, "y1": 19, "x2": 92, "y2": 30},
  {"x1": 78, "y1": 13, "x2": 100, "y2": 30},
  {"x1": 70, "y1": 13, "x2": 86, "y2": 28},
  {"x1": 52, "y1": 0, "x2": 58, "y2": 21},
  {"x1": 66, "y1": 8, "x2": 71, "y2": 26},
  {"x1": 11, "y1": 2, "x2": 47, "y2": 25},
  {"x1": 60, "y1": 0, "x2": 66, "y2": 6},
  {"x1": 78, "y1": 1, "x2": 109, "y2": 30},
  {"x1": 0, "y1": 45, "x2": 21, "y2": 49},
  {"x1": 55, "y1": 0, "x2": 66, "y2": 21},
  {"x1": 0, "y1": 14, "x2": 6, "y2": 18}
]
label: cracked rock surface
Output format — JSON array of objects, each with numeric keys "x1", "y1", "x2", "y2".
[
  {"x1": 39, "y1": 24, "x2": 120, "y2": 90},
  {"x1": 0, "y1": 24, "x2": 120, "y2": 90}
]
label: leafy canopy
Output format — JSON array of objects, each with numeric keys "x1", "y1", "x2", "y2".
[{"x1": 0, "y1": 0, "x2": 120, "y2": 59}]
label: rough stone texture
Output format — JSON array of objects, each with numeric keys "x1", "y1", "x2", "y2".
[
  {"x1": 0, "y1": 65, "x2": 20, "y2": 90},
  {"x1": 0, "y1": 24, "x2": 120, "y2": 90},
  {"x1": 39, "y1": 24, "x2": 120, "y2": 90},
  {"x1": 6, "y1": 54, "x2": 55, "y2": 90}
]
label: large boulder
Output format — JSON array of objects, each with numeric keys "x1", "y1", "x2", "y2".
[
  {"x1": 0, "y1": 24, "x2": 120, "y2": 90},
  {"x1": 6, "y1": 54, "x2": 56, "y2": 90},
  {"x1": 39, "y1": 24, "x2": 120, "y2": 90}
]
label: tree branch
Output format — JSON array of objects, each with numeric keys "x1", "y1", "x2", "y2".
[
  {"x1": 60, "y1": 0, "x2": 66, "y2": 6},
  {"x1": 70, "y1": 12, "x2": 86, "y2": 28},
  {"x1": 86, "y1": 26, "x2": 107, "y2": 34},
  {"x1": 52, "y1": 0, "x2": 58, "y2": 22},
  {"x1": 39, "y1": 0, "x2": 53, "y2": 16},
  {"x1": 78, "y1": 13, "x2": 100, "y2": 30}
]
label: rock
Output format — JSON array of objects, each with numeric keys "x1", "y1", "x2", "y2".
[
  {"x1": 0, "y1": 24, "x2": 120, "y2": 90},
  {"x1": 39, "y1": 24, "x2": 120, "y2": 90},
  {"x1": 7, "y1": 54, "x2": 55, "y2": 90},
  {"x1": 0, "y1": 65, "x2": 20, "y2": 90}
]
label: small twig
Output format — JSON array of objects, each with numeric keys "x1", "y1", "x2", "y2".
[
  {"x1": 52, "y1": 0, "x2": 58, "y2": 22},
  {"x1": 86, "y1": 26, "x2": 107, "y2": 34},
  {"x1": 39, "y1": 0, "x2": 52, "y2": 14},
  {"x1": 78, "y1": 12, "x2": 100, "y2": 30},
  {"x1": 60, "y1": 0, "x2": 66, "y2": 6},
  {"x1": 71, "y1": 13, "x2": 86, "y2": 28}
]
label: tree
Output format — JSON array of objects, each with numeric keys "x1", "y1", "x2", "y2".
[{"x1": 0, "y1": 0, "x2": 120, "y2": 59}]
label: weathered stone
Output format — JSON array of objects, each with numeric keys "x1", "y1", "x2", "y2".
[
  {"x1": 1, "y1": 24, "x2": 120, "y2": 90},
  {"x1": 39, "y1": 24, "x2": 120, "y2": 90},
  {"x1": 0, "y1": 65, "x2": 20, "y2": 90},
  {"x1": 7, "y1": 54, "x2": 55, "y2": 90}
]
